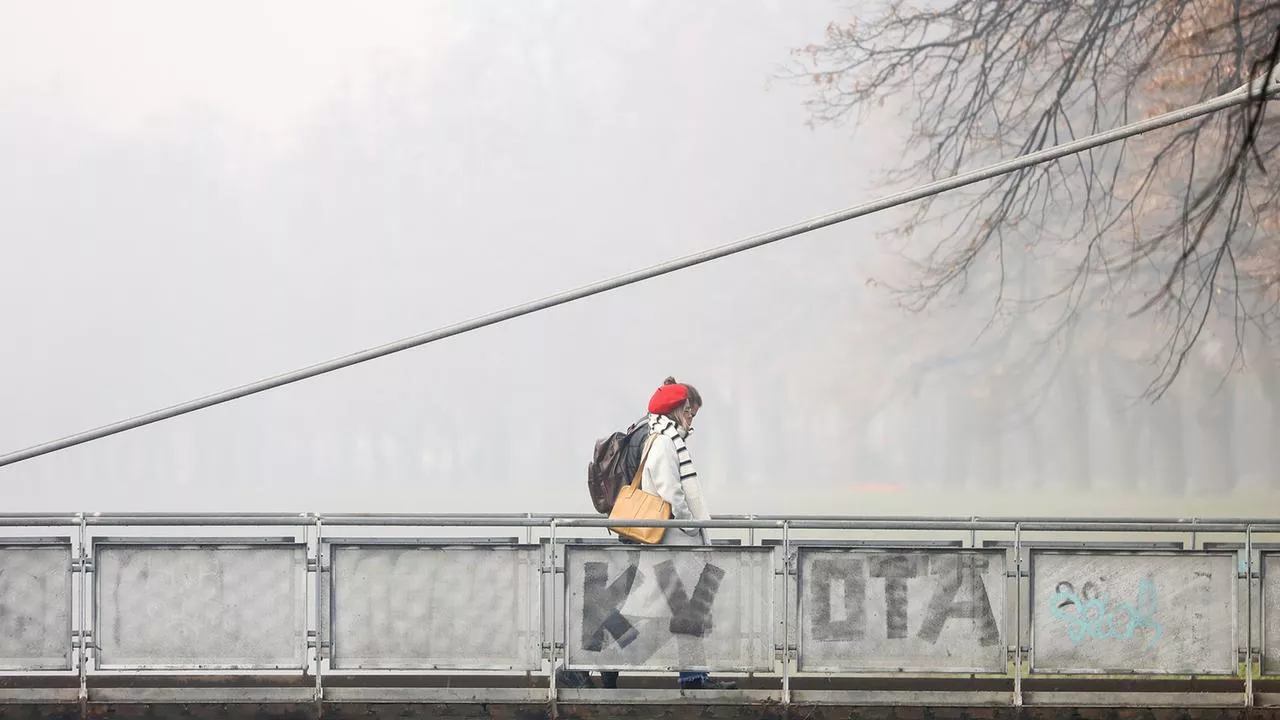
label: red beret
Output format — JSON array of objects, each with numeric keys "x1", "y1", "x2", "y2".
[{"x1": 648, "y1": 384, "x2": 688, "y2": 414}]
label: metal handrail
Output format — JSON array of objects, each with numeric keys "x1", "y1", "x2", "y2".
[{"x1": 1, "y1": 512, "x2": 1278, "y2": 530}]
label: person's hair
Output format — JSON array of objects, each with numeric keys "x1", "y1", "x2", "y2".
[{"x1": 663, "y1": 376, "x2": 702, "y2": 408}]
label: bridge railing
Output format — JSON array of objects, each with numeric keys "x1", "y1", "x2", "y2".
[{"x1": 0, "y1": 513, "x2": 1277, "y2": 708}]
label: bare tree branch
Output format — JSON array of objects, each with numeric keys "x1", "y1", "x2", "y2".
[{"x1": 788, "y1": 0, "x2": 1280, "y2": 398}]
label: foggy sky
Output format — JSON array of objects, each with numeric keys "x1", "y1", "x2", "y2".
[{"x1": 2, "y1": 0, "x2": 1276, "y2": 517}]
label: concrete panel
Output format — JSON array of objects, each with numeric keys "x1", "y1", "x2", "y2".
[
  {"x1": 564, "y1": 546, "x2": 774, "y2": 672},
  {"x1": 0, "y1": 543, "x2": 72, "y2": 671},
  {"x1": 329, "y1": 544, "x2": 541, "y2": 670},
  {"x1": 1030, "y1": 551, "x2": 1236, "y2": 674},
  {"x1": 796, "y1": 549, "x2": 1006, "y2": 673},
  {"x1": 94, "y1": 542, "x2": 306, "y2": 669},
  {"x1": 1258, "y1": 553, "x2": 1280, "y2": 674}
]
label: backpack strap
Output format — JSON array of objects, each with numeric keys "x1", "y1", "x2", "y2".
[{"x1": 628, "y1": 434, "x2": 658, "y2": 490}]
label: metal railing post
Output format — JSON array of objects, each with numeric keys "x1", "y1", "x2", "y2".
[
  {"x1": 1013, "y1": 522, "x2": 1023, "y2": 708},
  {"x1": 547, "y1": 519, "x2": 559, "y2": 711},
  {"x1": 1246, "y1": 524, "x2": 1254, "y2": 707},
  {"x1": 313, "y1": 515, "x2": 324, "y2": 712},
  {"x1": 782, "y1": 519, "x2": 791, "y2": 707},
  {"x1": 77, "y1": 513, "x2": 88, "y2": 719}
]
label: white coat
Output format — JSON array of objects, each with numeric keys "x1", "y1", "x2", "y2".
[
  {"x1": 639, "y1": 433, "x2": 712, "y2": 547},
  {"x1": 620, "y1": 427, "x2": 714, "y2": 622}
]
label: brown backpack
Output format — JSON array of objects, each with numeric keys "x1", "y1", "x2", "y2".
[{"x1": 586, "y1": 418, "x2": 650, "y2": 514}]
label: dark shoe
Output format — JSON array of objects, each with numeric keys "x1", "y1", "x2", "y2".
[
  {"x1": 680, "y1": 677, "x2": 737, "y2": 690},
  {"x1": 556, "y1": 667, "x2": 595, "y2": 689}
]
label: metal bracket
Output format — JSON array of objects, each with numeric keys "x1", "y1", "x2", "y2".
[{"x1": 306, "y1": 632, "x2": 331, "y2": 653}]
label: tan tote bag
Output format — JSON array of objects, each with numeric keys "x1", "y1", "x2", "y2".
[{"x1": 607, "y1": 434, "x2": 672, "y2": 544}]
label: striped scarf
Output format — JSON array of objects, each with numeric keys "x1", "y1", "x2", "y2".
[{"x1": 647, "y1": 413, "x2": 697, "y2": 483}]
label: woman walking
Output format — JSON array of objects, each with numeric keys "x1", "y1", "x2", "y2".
[{"x1": 629, "y1": 377, "x2": 736, "y2": 691}]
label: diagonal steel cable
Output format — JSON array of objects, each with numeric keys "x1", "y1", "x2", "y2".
[{"x1": 2, "y1": 70, "x2": 1277, "y2": 470}]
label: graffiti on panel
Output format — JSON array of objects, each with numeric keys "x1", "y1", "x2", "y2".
[
  {"x1": 581, "y1": 558, "x2": 725, "y2": 657},
  {"x1": 1047, "y1": 577, "x2": 1163, "y2": 648},
  {"x1": 1030, "y1": 552, "x2": 1234, "y2": 675},
  {"x1": 806, "y1": 553, "x2": 1000, "y2": 646},
  {"x1": 569, "y1": 548, "x2": 774, "y2": 671}
]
